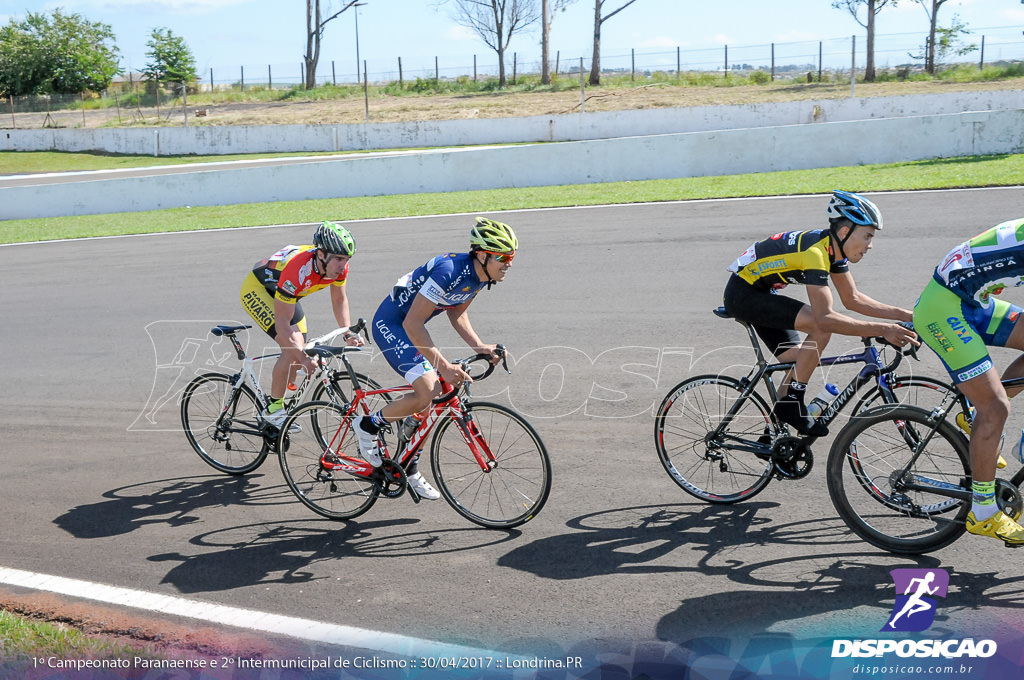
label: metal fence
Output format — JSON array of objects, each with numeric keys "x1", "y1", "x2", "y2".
[{"x1": 4, "y1": 25, "x2": 1023, "y2": 129}]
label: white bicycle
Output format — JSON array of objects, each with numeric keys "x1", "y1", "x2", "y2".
[{"x1": 180, "y1": 318, "x2": 390, "y2": 475}]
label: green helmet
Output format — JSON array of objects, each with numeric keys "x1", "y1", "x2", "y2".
[
  {"x1": 469, "y1": 217, "x2": 518, "y2": 253},
  {"x1": 312, "y1": 221, "x2": 356, "y2": 256}
]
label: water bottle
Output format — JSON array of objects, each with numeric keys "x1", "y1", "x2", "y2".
[
  {"x1": 398, "y1": 415, "x2": 420, "y2": 442},
  {"x1": 287, "y1": 368, "x2": 306, "y2": 393},
  {"x1": 805, "y1": 383, "x2": 839, "y2": 419}
]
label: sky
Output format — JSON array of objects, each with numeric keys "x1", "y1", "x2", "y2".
[{"x1": 1, "y1": 0, "x2": 1022, "y2": 83}]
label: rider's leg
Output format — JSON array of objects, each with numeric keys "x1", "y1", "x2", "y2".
[{"x1": 768, "y1": 306, "x2": 832, "y2": 437}]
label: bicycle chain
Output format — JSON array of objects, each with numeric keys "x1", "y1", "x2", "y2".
[{"x1": 771, "y1": 436, "x2": 814, "y2": 480}]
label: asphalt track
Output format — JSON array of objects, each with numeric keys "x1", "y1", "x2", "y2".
[{"x1": 4, "y1": 187, "x2": 1024, "y2": 665}]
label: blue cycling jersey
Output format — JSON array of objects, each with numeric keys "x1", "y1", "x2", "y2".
[{"x1": 388, "y1": 252, "x2": 486, "y2": 317}]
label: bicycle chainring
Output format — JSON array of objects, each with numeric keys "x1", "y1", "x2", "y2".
[
  {"x1": 997, "y1": 479, "x2": 1024, "y2": 521},
  {"x1": 377, "y1": 460, "x2": 407, "y2": 499},
  {"x1": 771, "y1": 436, "x2": 814, "y2": 480}
]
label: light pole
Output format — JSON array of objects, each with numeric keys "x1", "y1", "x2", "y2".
[{"x1": 354, "y1": 2, "x2": 366, "y2": 85}]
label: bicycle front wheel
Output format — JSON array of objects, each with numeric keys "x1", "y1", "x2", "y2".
[
  {"x1": 854, "y1": 375, "x2": 961, "y2": 415},
  {"x1": 311, "y1": 371, "x2": 393, "y2": 412},
  {"x1": 827, "y1": 405, "x2": 970, "y2": 555},
  {"x1": 278, "y1": 401, "x2": 380, "y2": 520},
  {"x1": 430, "y1": 402, "x2": 551, "y2": 529},
  {"x1": 181, "y1": 372, "x2": 268, "y2": 475},
  {"x1": 654, "y1": 375, "x2": 776, "y2": 503}
]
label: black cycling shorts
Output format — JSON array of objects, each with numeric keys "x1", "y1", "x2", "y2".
[{"x1": 722, "y1": 274, "x2": 804, "y2": 357}]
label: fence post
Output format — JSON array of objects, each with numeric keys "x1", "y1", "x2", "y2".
[
  {"x1": 979, "y1": 35, "x2": 985, "y2": 70},
  {"x1": 398, "y1": 56, "x2": 403, "y2": 86},
  {"x1": 676, "y1": 46, "x2": 680, "y2": 82},
  {"x1": 473, "y1": 55, "x2": 477, "y2": 82},
  {"x1": 771, "y1": 43, "x2": 775, "y2": 81},
  {"x1": 513, "y1": 52, "x2": 517, "y2": 84},
  {"x1": 10, "y1": 94, "x2": 15, "y2": 129},
  {"x1": 363, "y1": 60, "x2": 369, "y2": 122},
  {"x1": 268, "y1": 64, "x2": 272, "y2": 89},
  {"x1": 241, "y1": 66, "x2": 245, "y2": 92},
  {"x1": 818, "y1": 42, "x2": 823, "y2": 82},
  {"x1": 332, "y1": 60, "x2": 336, "y2": 85},
  {"x1": 209, "y1": 68, "x2": 214, "y2": 92},
  {"x1": 850, "y1": 35, "x2": 856, "y2": 98},
  {"x1": 435, "y1": 56, "x2": 439, "y2": 82},
  {"x1": 631, "y1": 48, "x2": 635, "y2": 81},
  {"x1": 555, "y1": 50, "x2": 560, "y2": 77},
  {"x1": 579, "y1": 57, "x2": 585, "y2": 113},
  {"x1": 724, "y1": 45, "x2": 728, "y2": 78}
]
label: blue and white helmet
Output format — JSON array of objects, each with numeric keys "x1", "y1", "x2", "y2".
[{"x1": 827, "y1": 190, "x2": 883, "y2": 229}]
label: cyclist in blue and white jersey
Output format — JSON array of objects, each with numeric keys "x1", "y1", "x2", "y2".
[
  {"x1": 352, "y1": 217, "x2": 517, "y2": 499},
  {"x1": 915, "y1": 217, "x2": 1024, "y2": 545}
]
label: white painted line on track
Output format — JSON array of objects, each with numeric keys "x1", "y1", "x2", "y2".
[{"x1": 0, "y1": 566, "x2": 506, "y2": 659}]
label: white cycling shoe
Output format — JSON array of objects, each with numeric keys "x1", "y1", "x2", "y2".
[
  {"x1": 408, "y1": 472, "x2": 440, "y2": 500},
  {"x1": 354, "y1": 419, "x2": 383, "y2": 467}
]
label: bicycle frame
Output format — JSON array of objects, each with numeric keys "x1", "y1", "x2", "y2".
[
  {"x1": 317, "y1": 352, "x2": 502, "y2": 482},
  {"x1": 885, "y1": 375, "x2": 1024, "y2": 499}
]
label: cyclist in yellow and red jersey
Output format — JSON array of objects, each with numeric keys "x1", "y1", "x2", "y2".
[
  {"x1": 723, "y1": 191, "x2": 918, "y2": 437},
  {"x1": 240, "y1": 221, "x2": 364, "y2": 427}
]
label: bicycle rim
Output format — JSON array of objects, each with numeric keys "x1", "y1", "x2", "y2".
[
  {"x1": 827, "y1": 405, "x2": 970, "y2": 555},
  {"x1": 654, "y1": 375, "x2": 775, "y2": 503},
  {"x1": 181, "y1": 372, "x2": 268, "y2": 475},
  {"x1": 279, "y1": 401, "x2": 380, "y2": 520},
  {"x1": 430, "y1": 402, "x2": 551, "y2": 529},
  {"x1": 854, "y1": 375, "x2": 960, "y2": 415}
]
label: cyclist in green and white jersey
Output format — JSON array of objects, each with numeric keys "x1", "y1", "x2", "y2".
[{"x1": 915, "y1": 217, "x2": 1024, "y2": 545}]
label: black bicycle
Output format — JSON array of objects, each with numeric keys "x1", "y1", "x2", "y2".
[
  {"x1": 654, "y1": 307, "x2": 963, "y2": 503},
  {"x1": 826, "y1": 376, "x2": 1024, "y2": 555}
]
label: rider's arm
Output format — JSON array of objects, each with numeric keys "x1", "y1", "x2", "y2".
[
  {"x1": 446, "y1": 300, "x2": 497, "y2": 359},
  {"x1": 830, "y1": 270, "x2": 914, "y2": 322},
  {"x1": 806, "y1": 284, "x2": 916, "y2": 345},
  {"x1": 403, "y1": 293, "x2": 469, "y2": 382},
  {"x1": 329, "y1": 285, "x2": 363, "y2": 345}
]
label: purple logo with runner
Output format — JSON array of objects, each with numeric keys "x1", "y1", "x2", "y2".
[{"x1": 882, "y1": 568, "x2": 949, "y2": 632}]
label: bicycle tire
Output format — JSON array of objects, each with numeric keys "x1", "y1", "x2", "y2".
[
  {"x1": 654, "y1": 374, "x2": 776, "y2": 503},
  {"x1": 853, "y1": 374, "x2": 962, "y2": 416},
  {"x1": 181, "y1": 372, "x2": 269, "y2": 475},
  {"x1": 430, "y1": 401, "x2": 551, "y2": 529},
  {"x1": 826, "y1": 404, "x2": 970, "y2": 555},
  {"x1": 278, "y1": 401, "x2": 381, "y2": 520}
]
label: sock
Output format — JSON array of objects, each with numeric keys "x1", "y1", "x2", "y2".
[
  {"x1": 784, "y1": 381, "x2": 807, "y2": 401},
  {"x1": 972, "y1": 480, "x2": 998, "y2": 521},
  {"x1": 360, "y1": 411, "x2": 386, "y2": 434},
  {"x1": 266, "y1": 397, "x2": 285, "y2": 414}
]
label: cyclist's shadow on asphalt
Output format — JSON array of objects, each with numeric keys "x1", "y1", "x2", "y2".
[
  {"x1": 53, "y1": 475, "x2": 279, "y2": 539},
  {"x1": 497, "y1": 503, "x2": 1024, "y2": 641},
  {"x1": 147, "y1": 520, "x2": 522, "y2": 593}
]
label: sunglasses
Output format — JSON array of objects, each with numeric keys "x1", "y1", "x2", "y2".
[{"x1": 483, "y1": 250, "x2": 515, "y2": 264}]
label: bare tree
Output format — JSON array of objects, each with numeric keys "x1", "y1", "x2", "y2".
[
  {"x1": 913, "y1": 0, "x2": 951, "y2": 73},
  {"x1": 832, "y1": 0, "x2": 899, "y2": 81},
  {"x1": 589, "y1": 0, "x2": 640, "y2": 86},
  {"x1": 541, "y1": 0, "x2": 577, "y2": 84},
  {"x1": 447, "y1": 0, "x2": 540, "y2": 86},
  {"x1": 305, "y1": 0, "x2": 362, "y2": 89}
]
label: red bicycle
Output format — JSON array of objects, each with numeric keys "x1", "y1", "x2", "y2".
[{"x1": 277, "y1": 346, "x2": 552, "y2": 529}]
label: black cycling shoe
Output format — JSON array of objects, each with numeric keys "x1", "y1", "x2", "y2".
[{"x1": 772, "y1": 398, "x2": 828, "y2": 438}]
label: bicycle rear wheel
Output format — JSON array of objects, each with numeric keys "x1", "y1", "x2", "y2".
[
  {"x1": 430, "y1": 402, "x2": 551, "y2": 529},
  {"x1": 181, "y1": 372, "x2": 268, "y2": 475},
  {"x1": 278, "y1": 401, "x2": 380, "y2": 520},
  {"x1": 654, "y1": 375, "x2": 776, "y2": 503},
  {"x1": 827, "y1": 405, "x2": 970, "y2": 554}
]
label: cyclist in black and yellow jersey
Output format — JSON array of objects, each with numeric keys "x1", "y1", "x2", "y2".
[
  {"x1": 240, "y1": 221, "x2": 365, "y2": 427},
  {"x1": 723, "y1": 190, "x2": 918, "y2": 437}
]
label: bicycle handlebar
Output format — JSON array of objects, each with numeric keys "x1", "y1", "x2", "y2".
[
  {"x1": 305, "y1": 318, "x2": 370, "y2": 349},
  {"x1": 432, "y1": 344, "x2": 510, "y2": 404}
]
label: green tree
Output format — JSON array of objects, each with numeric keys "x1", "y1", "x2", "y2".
[
  {"x1": 0, "y1": 9, "x2": 120, "y2": 96},
  {"x1": 142, "y1": 27, "x2": 198, "y2": 89}
]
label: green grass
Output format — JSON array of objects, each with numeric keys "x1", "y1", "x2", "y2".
[
  {"x1": 0, "y1": 609, "x2": 158, "y2": 670},
  {"x1": 3, "y1": 151, "x2": 1023, "y2": 244}
]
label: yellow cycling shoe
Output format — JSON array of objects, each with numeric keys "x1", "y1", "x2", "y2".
[
  {"x1": 965, "y1": 510, "x2": 1024, "y2": 546},
  {"x1": 998, "y1": 455, "x2": 1008, "y2": 470}
]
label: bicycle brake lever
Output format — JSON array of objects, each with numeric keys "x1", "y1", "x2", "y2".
[{"x1": 496, "y1": 343, "x2": 511, "y2": 374}]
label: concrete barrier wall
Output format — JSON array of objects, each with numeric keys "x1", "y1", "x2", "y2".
[
  {"x1": 2, "y1": 90, "x2": 1021, "y2": 156},
  {"x1": 4, "y1": 109, "x2": 1022, "y2": 220}
]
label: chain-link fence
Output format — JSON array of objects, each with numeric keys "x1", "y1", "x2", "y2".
[{"x1": 4, "y1": 25, "x2": 1022, "y2": 129}]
